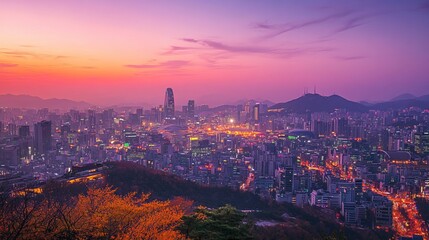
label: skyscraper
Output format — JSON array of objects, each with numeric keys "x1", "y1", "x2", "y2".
[
  {"x1": 34, "y1": 120, "x2": 52, "y2": 155},
  {"x1": 281, "y1": 167, "x2": 294, "y2": 193},
  {"x1": 19, "y1": 125, "x2": 30, "y2": 138},
  {"x1": 253, "y1": 103, "x2": 260, "y2": 122},
  {"x1": 18, "y1": 125, "x2": 31, "y2": 158},
  {"x1": 236, "y1": 105, "x2": 243, "y2": 123},
  {"x1": 187, "y1": 100, "x2": 195, "y2": 118},
  {"x1": 8, "y1": 123, "x2": 17, "y2": 136},
  {"x1": 87, "y1": 110, "x2": 96, "y2": 130},
  {"x1": 415, "y1": 128, "x2": 429, "y2": 155},
  {"x1": 136, "y1": 108, "x2": 143, "y2": 117},
  {"x1": 163, "y1": 88, "x2": 175, "y2": 119},
  {"x1": 102, "y1": 109, "x2": 113, "y2": 128}
]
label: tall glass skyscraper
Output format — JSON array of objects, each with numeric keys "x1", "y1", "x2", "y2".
[
  {"x1": 34, "y1": 120, "x2": 52, "y2": 155},
  {"x1": 187, "y1": 100, "x2": 195, "y2": 117},
  {"x1": 164, "y1": 88, "x2": 175, "y2": 119}
]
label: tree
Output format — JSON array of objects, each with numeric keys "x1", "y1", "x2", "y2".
[
  {"x1": 0, "y1": 186, "x2": 189, "y2": 240},
  {"x1": 179, "y1": 205, "x2": 252, "y2": 240}
]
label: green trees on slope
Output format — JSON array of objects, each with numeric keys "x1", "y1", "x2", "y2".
[{"x1": 179, "y1": 205, "x2": 252, "y2": 240}]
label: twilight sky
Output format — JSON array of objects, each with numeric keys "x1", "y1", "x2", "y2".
[{"x1": 1, "y1": 0, "x2": 429, "y2": 106}]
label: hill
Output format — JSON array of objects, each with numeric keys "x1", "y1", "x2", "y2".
[
  {"x1": 0, "y1": 162, "x2": 392, "y2": 240},
  {"x1": 390, "y1": 93, "x2": 416, "y2": 101},
  {"x1": 102, "y1": 162, "x2": 392, "y2": 240},
  {"x1": 270, "y1": 94, "x2": 368, "y2": 113},
  {"x1": 0, "y1": 94, "x2": 92, "y2": 110},
  {"x1": 105, "y1": 162, "x2": 265, "y2": 209},
  {"x1": 417, "y1": 94, "x2": 429, "y2": 102},
  {"x1": 372, "y1": 99, "x2": 429, "y2": 110},
  {"x1": 389, "y1": 93, "x2": 429, "y2": 103}
]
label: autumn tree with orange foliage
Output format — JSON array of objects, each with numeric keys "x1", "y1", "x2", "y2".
[{"x1": 0, "y1": 186, "x2": 192, "y2": 240}]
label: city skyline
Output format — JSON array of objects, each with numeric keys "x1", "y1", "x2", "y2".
[
  {"x1": 2, "y1": 85, "x2": 429, "y2": 239},
  {"x1": 1, "y1": 0, "x2": 429, "y2": 106}
]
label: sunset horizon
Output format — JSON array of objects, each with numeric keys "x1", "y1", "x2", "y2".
[{"x1": 2, "y1": 0, "x2": 429, "y2": 106}]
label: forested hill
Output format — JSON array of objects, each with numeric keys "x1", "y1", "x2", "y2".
[{"x1": 103, "y1": 162, "x2": 393, "y2": 240}]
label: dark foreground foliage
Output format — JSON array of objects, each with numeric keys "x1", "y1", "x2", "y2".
[
  {"x1": 0, "y1": 162, "x2": 394, "y2": 240},
  {"x1": 105, "y1": 162, "x2": 394, "y2": 240}
]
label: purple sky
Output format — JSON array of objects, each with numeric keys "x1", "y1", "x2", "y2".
[{"x1": 1, "y1": 0, "x2": 429, "y2": 106}]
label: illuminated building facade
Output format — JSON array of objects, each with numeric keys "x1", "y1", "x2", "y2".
[
  {"x1": 253, "y1": 103, "x2": 260, "y2": 122},
  {"x1": 163, "y1": 88, "x2": 175, "y2": 119},
  {"x1": 414, "y1": 130, "x2": 429, "y2": 156}
]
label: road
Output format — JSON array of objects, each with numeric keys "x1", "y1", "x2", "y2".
[{"x1": 302, "y1": 160, "x2": 429, "y2": 238}]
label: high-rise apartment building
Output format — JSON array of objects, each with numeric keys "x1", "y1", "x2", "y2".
[
  {"x1": 188, "y1": 100, "x2": 195, "y2": 118},
  {"x1": 34, "y1": 120, "x2": 52, "y2": 155}
]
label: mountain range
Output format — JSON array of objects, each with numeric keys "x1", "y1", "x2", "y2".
[
  {"x1": 269, "y1": 93, "x2": 429, "y2": 113},
  {"x1": 0, "y1": 94, "x2": 92, "y2": 110},
  {"x1": 270, "y1": 94, "x2": 367, "y2": 113},
  {"x1": 390, "y1": 93, "x2": 417, "y2": 102},
  {"x1": 1, "y1": 93, "x2": 428, "y2": 113}
]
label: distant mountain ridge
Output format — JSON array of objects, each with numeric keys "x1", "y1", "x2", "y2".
[
  {"x1": 230, "y1": 99, "x2": 275, "y2": 107},
  {"x1": 372, "y1": 93, "x2": 429, "y2": 110},
  {"x1": 372, "y1": 98, "x2": 429, "y2": 110},
  {"x1": 416, "y1": 94, "x2": 429, "y2": 102},
  {"x1": 1, "y1": 93, "x2": 428, "y2": 112},
  {"x1": 269, "y1": 93, "x2": 429, "y2": 113},
  {"x1": 390, "y1": 93, "x2": 416, "y2": 102},
  {"x1": 0, "y1": 94, "x2": 93, "y2": 110},
  {"x1": 270, "y1": 94, "x2": 368, "y2": 113},
  {"x1": 389, "y1": 93, "x2": 429, "y2": 102}
]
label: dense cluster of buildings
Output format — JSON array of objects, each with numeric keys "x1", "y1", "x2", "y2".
[{"x1": 1, "y1": 88, "x2": 429, "y2": 238}]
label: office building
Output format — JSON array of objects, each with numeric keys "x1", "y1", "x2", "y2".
[
  {"x1": 19, "y1": 125, "x2": 30, "y2": 138},
  {"x1": 253, "y1": 103, "x2": 260, "y2": 122},
  {"x1": 164, "y1": 88, "x2": 175, "y2": 119},
  {"x1": 188, "y1": 100, "x2": 195, "y2": 117},
  {"x1": 34, "y1": 120, "x2": 52, "y2": 155}
]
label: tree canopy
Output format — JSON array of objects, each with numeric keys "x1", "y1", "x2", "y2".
[
  {"x1": 179, "y1": 205, "x2": 252, "y2": 240},
  {"x1": 0, "y1": 186, "x2": 190, "y2": 240}
]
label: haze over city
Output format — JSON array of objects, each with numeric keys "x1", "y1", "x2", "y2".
[{"x1": 1, "y1": 0, "x2": 429, "y2": 106}]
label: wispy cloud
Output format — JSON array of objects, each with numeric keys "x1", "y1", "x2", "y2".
[
  {"x1": 255, "y1": 10, "x2": 355, "y2": 39},
  {"x1": 0, "y1": 62, "x2": 18, "y2": 68},
  {"x1": 0, "y1": 49, "x2": 70, "y2": 60},
  {"x1": 1, "y1": 50, "x2": 37, "y2": 58},
  {"x1": 254, "y1": 22, "x2": 276, "y2": 29},
  {"x1": 198, "y1": 52, "x2": 232, "y2": 64},
  {"x1": 162, "y1": 46, "x2": 200, "y2": 55},
  {"x1": 163, "y1": 9, "x2": 378, "y2": 66},
  {"x1": 124, "y1": 60, "x2": 190, "y2": 69},
  {"x1": 167, "y1": 38, "x2": 333, "y2": 59},
  {"x1": 254, "y1": 9, "x2": 386, "y2": 40},
  {"x1": 182, "y1": 38, "x2": 199, "y2": 43},
  {"x1": 335, "y1": 55, "x2": 367, "y2": 61},
  {"x1": 19, "y1": 45, "x2": 37, "y2": 48},
  {"x1": 199, "y1": 39, "x2": 276, "y2": 53},
  {"x1": 55, "y1": 55, "x2": 69, "y2": 60},
  {"x1": 332, "y1": 16, "x2": 366, "y2": 34},
  {"x1": 327, "y1": 11, "x2": 387, "y2": 37}
]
